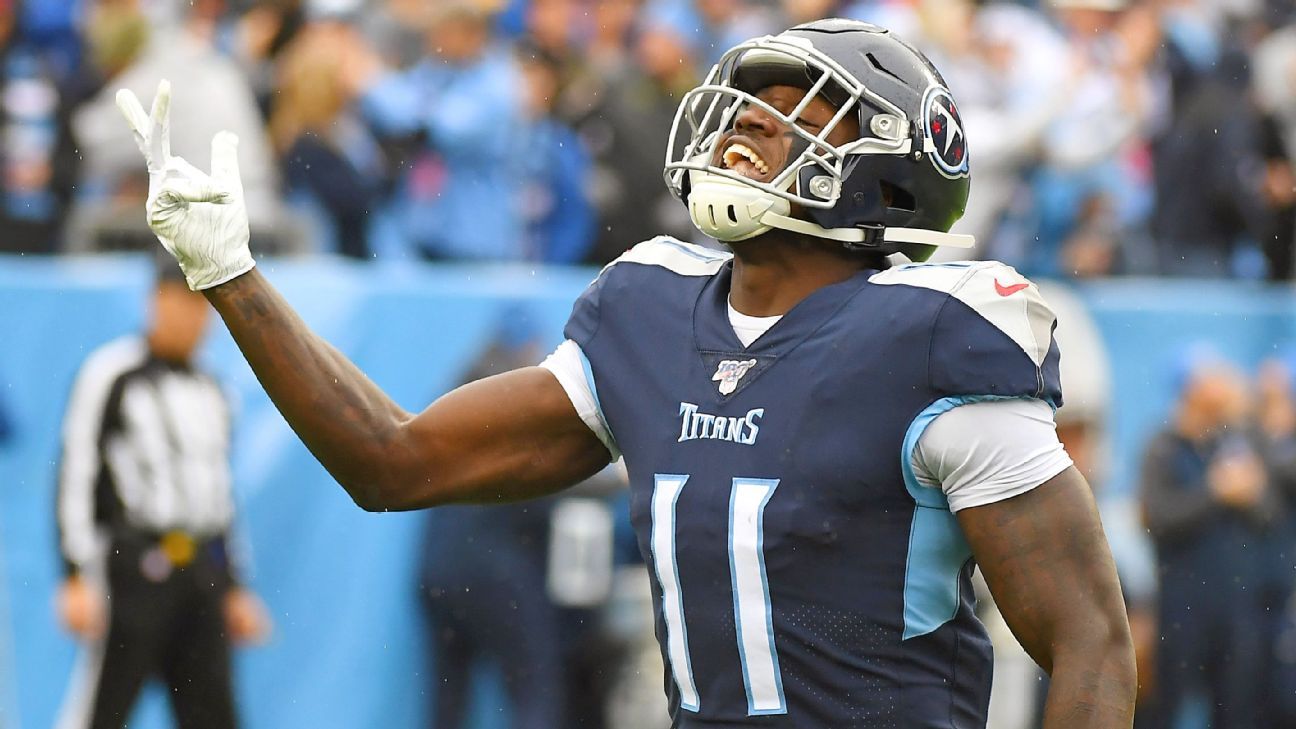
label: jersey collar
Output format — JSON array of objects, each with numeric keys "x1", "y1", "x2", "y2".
[{"x1": 694, "y1": 260, "x2": 878, "y2": 358}]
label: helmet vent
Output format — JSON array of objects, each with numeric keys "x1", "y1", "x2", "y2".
[
  {"x1": 726, "y1": 205, "x2": 739, "y2": 224},
  {"x1": 866, "y1": 53, "x2": 904, "y2": 84}
]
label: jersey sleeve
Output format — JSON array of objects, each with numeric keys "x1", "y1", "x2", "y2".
[
  {"x1": 539, "y1": 340, "x2": 620, "y2": 460},
  {"x1": 909, "y1": 398, "x2": 1073, "y2": 511},
  {"x1": 928, "y1": 262, "x2": 1062, "y2": 406}
]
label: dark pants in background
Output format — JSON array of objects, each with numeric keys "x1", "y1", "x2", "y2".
[
  {"x1": 423, "y1": 565, "x2": 565, "y2": 729},
  {"x1": 68, "y1": 535, "x2": 236, "y2": 729},
  {"x1": 1147, "y1": 571, "x2": 1267, "y2": 729},
  {"x1": 419, "y1": 502, "x2": 619, "y2": 729}
]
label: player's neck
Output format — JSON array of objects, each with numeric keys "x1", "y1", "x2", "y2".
[{"x1": 728, "y1": 233, "x2": 875, "y2": 317}]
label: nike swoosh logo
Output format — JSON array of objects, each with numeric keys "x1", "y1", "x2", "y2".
[{"x1": 994, "y1": 279, "x2": 1029, "y2": 297}]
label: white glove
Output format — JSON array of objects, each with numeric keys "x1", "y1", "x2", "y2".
[{"x1": 117, "y1": 80, "x2": 254, "y2": 290}]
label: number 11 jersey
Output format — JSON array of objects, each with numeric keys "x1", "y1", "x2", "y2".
[{"x1": 558, "y1": 238, "x2": 1063, "y2": 728}]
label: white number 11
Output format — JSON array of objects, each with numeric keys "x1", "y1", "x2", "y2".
[{"x1": 651, "y1": 474, "x2": 788, "y2": 716}]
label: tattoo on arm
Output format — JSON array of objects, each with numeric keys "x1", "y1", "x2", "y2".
[
  {"x1": 206, "y1": 271, "x2": 420, "y2": 506},
  {"x1": 958, "y1": 467, "x2": 1136, "y2": 728}
]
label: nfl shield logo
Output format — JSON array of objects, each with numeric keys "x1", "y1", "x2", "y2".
[{"x1": 712, "y1": 359, "x2": 757, "y2": 395}]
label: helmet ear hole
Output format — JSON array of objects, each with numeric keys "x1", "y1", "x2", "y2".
[
  {"x1": 727, "y1": 205, "x2": 739, "y2": 224},
  {"x1": 881, "y1": 181, "x2": 916, "y2": 213}
]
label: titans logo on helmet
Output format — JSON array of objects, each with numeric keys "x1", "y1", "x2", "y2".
[{"x1": 921, "y1": 86, "x2": 968, "y2": 179}]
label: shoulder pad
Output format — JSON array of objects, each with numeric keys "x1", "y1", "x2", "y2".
[
  {"x1": 566, "y1": 238, "x2": 727, "y2": 348},
  {"x1": 870, "y1": 260, "x2": 1055, "y2": 367},
  {"x1": 602, "y1": 236, "x2": 731, "y2": 278}
]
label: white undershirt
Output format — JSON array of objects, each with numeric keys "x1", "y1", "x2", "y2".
[
  {"x1": 539, "y1": 306, "x2": 1072, "y2": 511},
  {"x1": 727, "y1": 301, "x2": 782, "y2": 348}
]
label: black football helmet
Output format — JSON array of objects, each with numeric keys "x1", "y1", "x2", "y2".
[{"x1": 663, "y1": 19, "x2": 973, "y2": 261}]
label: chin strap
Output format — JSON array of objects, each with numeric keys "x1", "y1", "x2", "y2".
[{"x1": 759, "y1": 211, "x2": 976, "y2": 251}]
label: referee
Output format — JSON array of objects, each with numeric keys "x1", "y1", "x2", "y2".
[{"x1": 54, "y1": 261, "x2": 268, "y2": 729}]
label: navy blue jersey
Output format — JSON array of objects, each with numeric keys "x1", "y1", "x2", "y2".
[{"x1": 563, "y1": 238, "x2": 1062, "y2": 728}]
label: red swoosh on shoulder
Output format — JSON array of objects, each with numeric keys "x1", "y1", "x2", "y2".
[{"x1": 994, "y1": 279, "x2": 1029, "y2": 297}]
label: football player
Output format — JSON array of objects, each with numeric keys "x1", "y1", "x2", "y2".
[{"x1": 119, "y1": 19, "x2": 1135, "y2": 728}]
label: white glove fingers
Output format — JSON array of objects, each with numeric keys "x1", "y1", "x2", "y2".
[
  {"x1": 114, "y1": 88, "x2": 152, "y2": 161},
  {"x1": 148, "y1": 80, "x2": 172, "y2": 164},
  {"x1": 209, "y1": 131, "x2": 243, "y2": 193},
  {"x1": 128, "y1": 81, "x2": 254, "y2": 291},
  {"x1": 165, "y1": 155, "x2": 207, "y2": 180},
  {"x1": 158, "y1": 179, "x2": 231, "y2": 205}
]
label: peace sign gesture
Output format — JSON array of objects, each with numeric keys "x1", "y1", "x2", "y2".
[{"x1": 117, "y1": 80, "x2": 254, "y2": 290}]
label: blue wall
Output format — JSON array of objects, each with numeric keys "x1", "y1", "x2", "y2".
[{"x1": 0, "y1": 254, "x2": 1293, "y2": 728}]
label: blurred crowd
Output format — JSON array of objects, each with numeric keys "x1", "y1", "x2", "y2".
[
  {"x1": 0, "y1": 0, "x2": 1295, "y2": 278},
  {"x1": 1134, "y1": 344, "x2": 1296, "y2": 728}
]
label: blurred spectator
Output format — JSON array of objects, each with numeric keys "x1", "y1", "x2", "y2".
[
  {"x1": 837, "y1": 0, "x2": 1149, "y2": 277},
  {"x1": 69, "y1": 0, "x2": 289, "y2": 252},
  {"x1": 516, "y1": 46, "x2": 595, "y2": 263},
  {"x1": 1258, "y1": 110, "x2": 1296, "y2": 280},
  {"x1": 838, "y1": 0, "x2": 922, "y2": 40},
  {"x1": 220, "y1": 0, "x2": 307, "y2": 119},
  {"x1": 523, "y1": 0, "x2": 585, "y2": 87},
  {"x1": 13, "y1": 0, "x2": 81, "y2": 84},
  {"x1": 779, "y1": 0, "x2": 858, "y2": 27},
  {"x1": 579, "y1": 19, "x2": 698, "y2": 263},
  {"x1": 1255, "y1": 12, "x2": 1296, "y2": 165},
  {"x1": 0, "y1": 0, "x2": 83, "y2": 253},
  {"x1": 645, "y1": 0, "x2": 778, "y2": 70},
  {"x1": 520, "y1": 0, "x2": 611, "y2": 129},
  {"x1": 53, "y1": 260, "x2": 269, "y2": 729},
  {"x1": 1256, "y1": 349, "x2": 1296, "y2": 724},
  {"x1": 1028, "y1": 0, "x2": 1158, "y2": 278},
  {"x1": 357, "y1": 0, "x2": 441, "y2": 70},
  {"x1": 419, "y1": 310, "x2": 626, "y2": 729},
  {"x1": 346, "y1": 2, "x2": 527, "y2": 261},
  {"x1": 1150, "y1": 0, "x2": 1281, "y2": 278},
  {"x1": 1139, "y1": 345, "x2": 1277, "y2": 729},
  {"x1": 586, "y1": 0, "x2": 643, "y2": 76},
  {"x1": 1252, "y1": 11, "x2": 1296, "y2": 280},
  {"x1": 271, "y1": 21, "x2": 385, "y2": 258}
]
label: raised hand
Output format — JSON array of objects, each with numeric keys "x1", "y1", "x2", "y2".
[{"x1": 117, "y1": 80, "x2": 254, "y2": 290}]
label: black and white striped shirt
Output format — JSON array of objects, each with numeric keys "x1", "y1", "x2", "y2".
[{"x1": 57, "y1": 335, "x2": 236, "y2": 575}]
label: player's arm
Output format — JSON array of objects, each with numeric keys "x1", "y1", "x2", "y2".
[
  {"x1": 116, "y1": 82, "x2": 610, "y2": 511},
  {"x1": 957, "y1": 467, "x2": 1136, "y2": 728},
  {"x1": 204, "y1": 271, "x2": 610, "y2": 510}
]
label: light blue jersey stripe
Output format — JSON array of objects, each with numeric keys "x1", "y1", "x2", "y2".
[
  {"x1": 576, "y1": 345, "x2": 619, "y2": 457},
  {"x1": 897, "y1": 396, "x2": 1003, "y2": 639}
]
